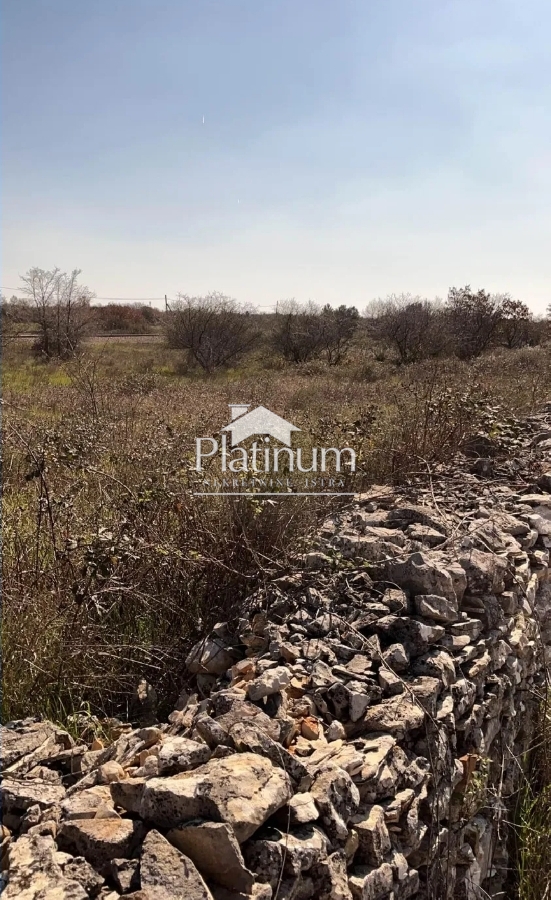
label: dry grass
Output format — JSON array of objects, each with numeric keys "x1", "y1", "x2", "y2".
[
  {"x1": 517, "y1": 695, "x2": 551, "y2": 900},
  {"x1": 3, "y1": 338, "x2": 551, "y2": 723}
]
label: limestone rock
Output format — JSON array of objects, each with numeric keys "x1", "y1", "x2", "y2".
[
  {"x1": 1, "y1": 778, "x2": 65, "y2": 813},
  {"x1": 107, "y1": 858, "x2": 140, "y2": 893},
  {"x1": 247, "y1": 667, "x2": 291, "y2": 702},
  {"x1": 63, "y1": 856, "x2": 105, "y2": 896},
  {"x1": 414, "y1": 593, "x2": 459, "y2": 624},
  {"x1": 58, "y1": 817, "x2": 145, "y2": 871},
  {"x1": 140, "y1": 829, "x2": 214, "y2": 899},
  {"x1": 168, "y1": 820, "x2": 255, "y2": 892},
  {"x1": 140, "y1": 752, "x2": 292, "y2": 842},
  {"x1": 3, "y1": 833, "x2": 89, "y2": 899},
  {"x1": 459, "y1": 548, "x2": 507, "y2": 595},
  {"x1": 379, "y1": 552, "x2": 458, "y2": 602},
  {"x1": 348, "y1": 862, "x2": 393, "y2": 900},
  {"x1": 352, "y1": 805, "x2": 391, "y2": 866},
  {"x1": 157, "y1": 737, "x2": 211, "y2": 775},
  {"x1": 187, "y1": 630, "x2": 240, "y2": 676},
  {"x1": 360, "y1": 696, "x2": 425, "y2": 739},
  {"x1": 310, "y1": 765, "x2": 360, "y2": 842},
  {"x1": 0, "y1": 721, "x2": 58, "y2": 771}
]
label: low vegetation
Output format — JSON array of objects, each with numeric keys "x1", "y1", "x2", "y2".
[
  {"x1": 517, "y1": 694, "x2": 551, "y2": 900},
  {"x1": 2, "y1": 270, "x2": 551, "y2": 896}
]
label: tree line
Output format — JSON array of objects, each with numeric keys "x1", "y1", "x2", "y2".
[{"x1": 1, "y1": 267, "x2": 546, "y2": 370}]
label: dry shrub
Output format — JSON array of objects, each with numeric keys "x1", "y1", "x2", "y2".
[{"x1": 1, "y1": 375, "x2": 325, "y2": 722}]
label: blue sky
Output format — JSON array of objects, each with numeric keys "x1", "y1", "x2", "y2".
[{"x1": 2, "y1": 0, "x2": 550, "y2": 310}]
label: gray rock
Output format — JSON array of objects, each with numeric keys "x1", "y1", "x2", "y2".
[
  {"x1": 459, "y1": 548, "x2": 507, "y2": 595},
  {"x1": 107, "y1": 858, "x2": 140, "y2": 893},
  {"x1": 414, "y1": 593, "x2": 459, "y2": 623},
  {"x1": 157, "y1": 737, "x2": 211, "y2": 774},
  {"x1": 310, "y1": 765, "x2": 360, "y2": 842},
  {"x1": 360, "y1": 696, "x2": 425, "y2": 739},
  {"x1": 140, "y1": 752, "x2": 292, "y2": 842},
  {"x1": 353, "y1": 805, "x2": 391, "y2": 866},
  {"x1": 168, "y1": 820, "x2": 254, "y2": 892},
  {"x1": 3, "y1": 834, "x2": 88, "y2": 900},
  {"x1": 63, "y1": 857, "x2": 105, "y2": 896},
  {"x1": 381, "y1": 643, "x2": 409, "y2": 673},
  {"x1": 187, "y1": 631, "x2": 240, "y2": 676},
  {"x1": 110, "y1": 778, "x2": 146, "y2": 815},
  {"x1": 1, "y1": 778, "x2": 65, "y2": 812},
  {"x1": 140, "y1": 829, "x2": 214, "y2": 899},
  {"x1": 378, "y1": 552, "x2": 458, "y2": 602},
  {"x1": 247, "y1": 667, "x2": 291, "y2": 702},
  {"x1": 272, "y1": 792, "x2": 320, "y2": 827},
  {"x1": 349, "y1": 862, "x2": 393, "y2": 900},
  {"x1": 58, "y1": 817, "x2": 145, "y2": 872}
]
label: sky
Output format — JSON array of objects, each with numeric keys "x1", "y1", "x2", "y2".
[{"x1": 2, "y1": 0, "x2": 551, "y2": 312}]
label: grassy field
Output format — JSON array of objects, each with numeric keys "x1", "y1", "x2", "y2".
[{"x1": 3, "y1": 336, "x2": 551, "y2": 724}]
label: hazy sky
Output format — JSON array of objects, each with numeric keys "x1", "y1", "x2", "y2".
[{"x1": 2, "y1": 0, "x2": 550, "y2": 311}]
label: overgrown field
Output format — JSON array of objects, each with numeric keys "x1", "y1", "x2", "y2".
[{"x1": 3, "y1": 337, "x2": 551, "y2": 724}]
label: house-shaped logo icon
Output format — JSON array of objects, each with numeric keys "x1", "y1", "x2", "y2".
[{"x1": 222, "y1": 404, "x2": 300, "y2": 447}]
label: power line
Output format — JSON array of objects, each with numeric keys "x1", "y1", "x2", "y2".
[
  {"x1": 1, "y1": 287, "x2": 279, "y2": 311},
  {"x1": 1, "y1": 288, "x2": 171, "y2": 302}
]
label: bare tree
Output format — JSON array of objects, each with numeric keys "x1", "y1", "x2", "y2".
[
  {"x1": 272, "y1": 300, "x2": 327, "y2": 363},
  {"x1": 445, "y1": 286, "x2": 504, "y2": 358},
  {"x1": 1, "y1": 295, "x2": 24, "y2": 347},
  {"x1": 366, "y1": 294, "x2": 446, "y2": 364},
  {"x1": 320, "y1": 304, "x2": 360, "y2": 364},
  {"x1": 498, "y1": 297, "x2": 533, "y2": 348},
  {"x1": 19, "y1": 268, "x2": 95, "y2": 358},
  {"x1": 166, "y1": 292, "x2": 259, "y2": 373}
]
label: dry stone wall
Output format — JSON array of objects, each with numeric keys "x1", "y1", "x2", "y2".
[{"x1": 3, "y1": 413, "x2": 551, "y2": 900}]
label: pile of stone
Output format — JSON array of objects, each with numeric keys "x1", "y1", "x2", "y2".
[{"x1": 3, "y1": 446, "x2": 551, "y2": 898}]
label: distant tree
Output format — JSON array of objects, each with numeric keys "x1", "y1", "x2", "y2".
[
  {"x1": 366, "y1": 294, "x2": 446, "y2": 364},
  {"x1": 498, "y1": 297, "x2": 533, "y2": 349},
  {"x1": 166, "y1": 292, "x2": 259, "y2": 373},
  {"x1": 272, "y1": 300, "x2": 326, "y2": 363},
  {"x1": 1, "y1": 295, "x2": 22, "y2": 346},
  {"x1": 137, "y1": 304, "x2": 163, "y2": 326},
  {"x1": 19, "y1": 267, "x2": 95, "y2": 358},
  {"x1": 320, "y1": 304, "x2": 360, "y2": 364},
  {"x1": 445, "y1": 286, "x2": 504, "y2": 358},
  {"x1": 96, "y1": 303, "x2": 152, "y2": 334}
]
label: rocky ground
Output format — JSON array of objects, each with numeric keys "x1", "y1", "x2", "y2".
[{"x1": 3, "y1": 410, "x2": 551, "y2": 900}]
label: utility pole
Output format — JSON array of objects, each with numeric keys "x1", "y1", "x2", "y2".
[{"x1": 165, "y1": 294, "x2": 168, "y2": 312}]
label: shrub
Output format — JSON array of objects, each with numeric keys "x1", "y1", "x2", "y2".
[
  {"x1": 166, "y1": 292, "x2": 259, "y2": 372},
  {"x1": 19, "y1": 267, "x2": 95, "y2": 359}
]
